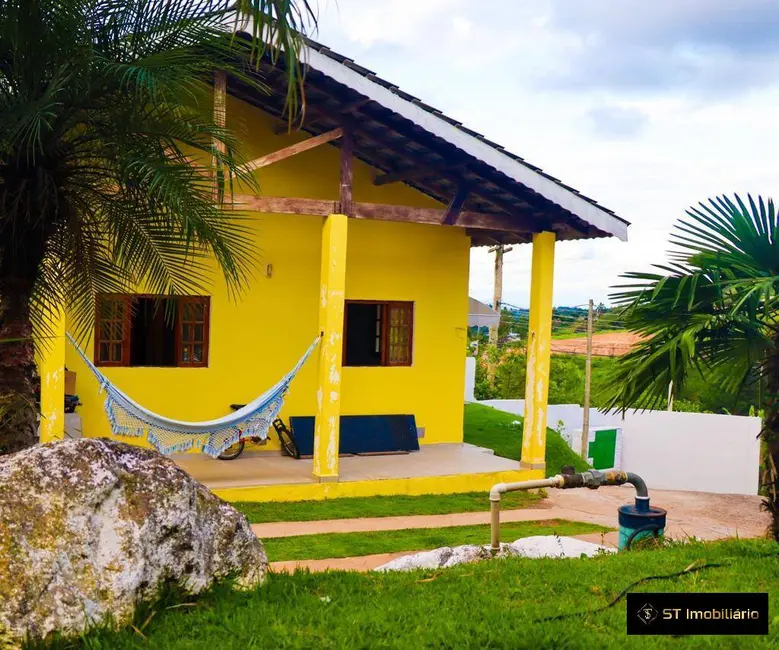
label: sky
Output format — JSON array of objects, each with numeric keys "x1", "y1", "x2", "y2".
[{"x1": 308, "y1": 0, "x2": 779, "y2": 308}]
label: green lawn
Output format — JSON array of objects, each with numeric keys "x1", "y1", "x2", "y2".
[
  {"x1": 58, "y1": 539, "x2": 778, "y2": 649},
  {"x1": 264, "y1": 519, "x2": 610, "y2": 562},
  {"x1": 463, "y1": 402, "x2": 590, "y2": 476},
  {"x1": 233, "y1": 403, "x2": 573, "y2": 525},
  {"x1": 234, "y1": 490, "x2": 541, "y2": 524}
]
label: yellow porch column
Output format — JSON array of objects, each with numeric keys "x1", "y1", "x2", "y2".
[
  {"x1": 39, "y1": 309, "x2": 66, "y2": 443},
  {"x1": 313, "y1": 213, "x2": 348, "y2": 481},
  {"x1": 520, "y1": 231, "x2": 556, "y2": 470}
]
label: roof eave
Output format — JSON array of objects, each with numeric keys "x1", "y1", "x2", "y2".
[{"x1": 303, "y1": 45, "x2": 628, "y2": 243}]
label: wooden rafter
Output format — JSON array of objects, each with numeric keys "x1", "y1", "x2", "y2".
[
  {"x1": 373, "y1": 164, "x2": 442, "y2": 186},
  {"x1": 239, "y1": 128, "x2": 344, "y2": 173},
  {"x1": 443, "y1": 182, "x2": 469, "y2": 225},
  {"x1": 349, "y1": 117, "x2": 582, "y2": 235},
  {"x1": 231, "y1": 195, "x2": 538, "y2": 234},
  {"x1": 273, "y1": 97, "x2": 373, "y2": 135}
]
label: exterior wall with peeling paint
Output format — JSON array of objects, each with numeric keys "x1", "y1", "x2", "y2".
[
  {"x1": 62, "y1": 93, "x2": 470, "y2": 451},
  {"x1": 342, "y1": 218, "x2": 469, "y2": 443}
]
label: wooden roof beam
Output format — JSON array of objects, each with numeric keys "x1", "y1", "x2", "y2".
[
  {"x1": 231, "y1": 195, "x2": 539, "y2": 234},
  {"x1": 353, "y1": 202, "x2": 536, "y2": 233},
  {"x1": 239, "y1": 128, "x2": 343, "y2": 173},
  {"x1": 233, "y1": 195, "x2": 338, "y2": 215}
]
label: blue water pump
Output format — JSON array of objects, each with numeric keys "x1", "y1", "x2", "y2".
[
  {"x1": 618, "y1": 495, "x2": 667, "y2": 550},
  {"x1": 558, "y1": 469, "x2": 666, "y2": 551}
]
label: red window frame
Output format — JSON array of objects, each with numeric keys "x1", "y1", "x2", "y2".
[
  {"x1": 175, "y1": 296, "x2": 210, "y2": 367},
  {"x1": 94, "y1": 294, "x2": 210, "y2": 368},
  {"x1": 343, "y1": 300, "x2": 413, "y2": 367},
  {"x1": 94, "y1": 295, "x2": 132, "y2": 367}
]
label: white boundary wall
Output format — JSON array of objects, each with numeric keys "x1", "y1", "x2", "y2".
[
  {"x1": 464, "y1": 357, "x2": 476, "y2": 403},
  {"x1": 615, "y1": 410, "x2": 761, "y2": 495},
  {"x1": 475, "y1": 398, "x2": 761, "y2": 495}
]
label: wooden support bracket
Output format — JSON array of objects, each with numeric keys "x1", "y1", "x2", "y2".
[
  {"x1": 239, "y1": 128, "x2": 344, "y2": 173},
  {"x1": 443, "y1": 182, "x2": 470, "y2": 225}
]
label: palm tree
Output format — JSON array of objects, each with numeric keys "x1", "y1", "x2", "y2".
[
  {"x1": 0, "y1": 0, "x2": 314, "y2": 454},
  {"x1": 601, "y1": 195, "x2": 779, "y2": 541}
]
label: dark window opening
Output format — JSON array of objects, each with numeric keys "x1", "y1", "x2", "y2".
[
  {"x1": 345, "y1": 303, "x2": 383, "y2": 366},
  {"x1": 343, "y1": 301, "x2": 413, "y2": 367},
  {"x1": 95, "y1": 294, "x2": 210, "y2": 367},
  {"x1": 129, "y1": 298, "x2": 177, "y2": 367}
]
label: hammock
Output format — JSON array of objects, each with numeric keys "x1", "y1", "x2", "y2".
[{"x1": 67, "y1": 333, "x2": 321, "y2": 457}]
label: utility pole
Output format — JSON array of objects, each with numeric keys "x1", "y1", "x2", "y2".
[
  {"x1": 487, "y1": 244, "x2": 513, "y2": 384},
  {"x1": 488, "y1": 245, "x2": 506, "y2": 345},
  {"x1": 580, "y1": 299, "x2": 594, "y2": 459}
]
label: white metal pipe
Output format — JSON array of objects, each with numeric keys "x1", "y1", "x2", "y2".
[{"x1": 490, "y1": 475, "x2": 565, "y2": 551}]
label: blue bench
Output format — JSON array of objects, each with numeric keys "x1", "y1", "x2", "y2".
[{"x1": 289, "y1": 415, "x2": 420, "y2": 456}]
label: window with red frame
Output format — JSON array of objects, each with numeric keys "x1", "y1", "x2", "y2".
[
  {"x1": 94, "y1": 295, "x2": 210, "y2": 367},
  {"x1": 343, "y1": 301, "x2": 413, "y2": 367}
]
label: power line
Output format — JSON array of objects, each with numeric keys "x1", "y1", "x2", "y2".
[
  {"x1": 478, "y1": 315, "x2": 629, "y2": 331},
  {"x1": 511, "y1": 313, "x2": 626, "y2": 325}
]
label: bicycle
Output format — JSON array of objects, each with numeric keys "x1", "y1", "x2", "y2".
[{"x1": 217, "y1": 410, "x2": 300, "y2": 461}]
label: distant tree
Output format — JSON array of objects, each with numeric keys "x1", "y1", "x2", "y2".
[
  {"x1": 548, "y1": 355, "x2": 584, "y2": 404},
  {"x1": 495, "y1": 350, "x2": 526, "y2": 398}
]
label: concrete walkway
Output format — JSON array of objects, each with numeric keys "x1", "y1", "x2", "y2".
[{"x1": 254, "y1": 486, "x2": 769, "y2": 542}]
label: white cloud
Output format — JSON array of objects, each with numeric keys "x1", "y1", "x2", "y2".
[{"x1": 451, "y1": 16, "x2": 472, "y2": 37}]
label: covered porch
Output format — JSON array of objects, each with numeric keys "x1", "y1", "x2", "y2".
[
  {"x1": 173, "y1": 443, "x2": 526, "y2": 502},
  {"x1": 38, "y1": 35, "x2": 628, "y2": 501}
]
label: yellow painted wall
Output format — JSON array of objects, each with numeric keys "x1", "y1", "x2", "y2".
[{"x1": 64, "y1": 94, "x2": 470, "y2": 449}]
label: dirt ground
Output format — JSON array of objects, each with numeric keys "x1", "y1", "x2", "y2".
[{"x1": 551, "y1": 332, "x2": 645, "y2": 356}]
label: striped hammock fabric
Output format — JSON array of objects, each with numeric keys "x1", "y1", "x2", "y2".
[{"x1": 67, "y1": 333, "x2": 320, "y2": 457}]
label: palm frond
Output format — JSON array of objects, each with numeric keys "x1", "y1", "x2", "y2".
[
  {"x1": 0, "y1": 0, "x2": 316, "y2": 341},
  {"x1": 602, "y1": 194, "x2": 779, "y2": 411}
]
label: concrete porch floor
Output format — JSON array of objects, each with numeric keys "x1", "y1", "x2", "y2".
[{"x1": 173, "y1": 443, "x2": 536, "y2": 502}]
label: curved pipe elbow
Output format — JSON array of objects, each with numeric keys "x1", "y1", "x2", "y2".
[
  {"x1": 490, "y1": 483, "x2": 507, "y2": 501},
  {"x1": 625, "y1": 472, "x2": 648, "y2": 498}
]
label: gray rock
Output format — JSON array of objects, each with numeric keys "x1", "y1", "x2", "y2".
[
  {"x1": 375, "y1": 536, "x2": 613, "y2": 572},
  {"x1": 0, "y1": 438, "x2": 266, "y2": 645}
]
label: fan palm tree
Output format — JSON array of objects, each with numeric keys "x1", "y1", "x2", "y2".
[
  {"x1": 601, "y1": 194, "x2": 779, "y2": 541},
  {"x1": 0, "y1": 0, "x2": 315, "y2": 454}
]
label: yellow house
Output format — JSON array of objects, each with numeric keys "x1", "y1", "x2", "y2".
[{"x1": 38, "y1": 36, "x2": 628, "y2": 502}]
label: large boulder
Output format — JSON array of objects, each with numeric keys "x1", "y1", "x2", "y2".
[{"x1": 0, "y1": 438, "x2": 266, "y2": 645}]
